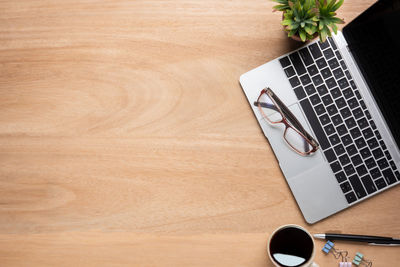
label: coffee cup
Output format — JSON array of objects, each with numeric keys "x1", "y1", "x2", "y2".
[{"x1": 267, "y1": 224, "x2": 319, "y2": 267}]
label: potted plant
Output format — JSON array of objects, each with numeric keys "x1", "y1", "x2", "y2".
[{"x1": 272, "y1": 0, "x2": 345, "y2": 42}]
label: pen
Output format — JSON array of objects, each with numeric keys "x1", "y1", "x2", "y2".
[{"x1": 314, "y1": 233, "x2": 400, "y2": 246}]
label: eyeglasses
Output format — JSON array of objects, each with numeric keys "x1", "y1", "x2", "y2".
[{"x1": 254, "y1": 88, "x2": 319, "y2": 156}]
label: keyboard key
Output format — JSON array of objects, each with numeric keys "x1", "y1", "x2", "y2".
[
  {"x1": 360, "y1": 147, "x2": 372, "y2": 159},
  {"x1": 324, "y1": 123, "x2": 335, "y2": 136},
  {"x1": 337, "y1": 78, "x2": 349, "y2": 89},
  {"x1": 360, "y1": 100, "x2": 367, "y2": 109},
  {"x1": 340, "y1": 107, "x2": 351, "y2": 119},
  {"x1": 284, "y1": 66, "x2": 296, "y2": 77},
  {"x1": 354, "y1": 137, "x2": 366, "y2": 149},
  {"x1": 362, "y1": 128, "x2": 374, "y2": 139},
  {"x1": 323, "y1": 48, "x2": 335, "y2": 59},
  {"x1": 367, "y1": 137, "x2": 379, "y2": 150},
  {"x1": 335, "y1": 171, "x2": 347, "y2": 183},
  {"x1": 335, "y1": 50, "x2": 342, "y2": 60},
  {"x1": 329, "y1": 134, "x2": 340, "y2": 146},
  {"x1": 312, "y1": 74, "x2": 324, "y2": 86},
  {"x1": 293, "y1": 86, "x2": 306, "y2": 100},
  {"x1": 328, "y1": 58, "x2": 339, "y2": 69},
  {"x1": 331, "y1": 114, "x2": 343, "y2": 126},
  {"x1": 326, "y1": 77, "x2": 337, "y2": 89},
  {"x1": 352, "y1": 107, "x2": 363, "y2": 119},
  {"x1": 317, "y1": 84, "x2": 328, "y2": 96},
  {"x1": 335, "y1": 97, "x2": 346, "y2": 109},
  {"x1": 344, "y1": 164, "x2": 355, "y2": 175},
  {"x1": 348, "y1": 97, "x2": 359, "y2": 109},
  {"x1": 355, "y1": 90, "x2": 362, "y2": 99},
  {"x1": 345, "y1": 117, "x2": 356, "y2": 129},
  {"x1": 319, "y1": 114, "x2": 331, "y2": 125},
  {"x1": 289, "y1": 76, "x2": 301, "y2": 88},
  {"x1": 370, "y1": 167, "x2": 382, "y2": 179},
  {"x1": 346, "y1": 144, "x2": 357, "y2": 156},
  {"x1": 310, "y1": 94, "x2": 321, "y2": 105},
  {"x1": 390, "y1": 160, "x2": 396, "y2": 170},
  {"x1": 345, "y1": 191, "x2": 357, "y2": 204},
  {"x1": 340, "y1": 60, "x2": 347, "y2": 70},
  {"x1": 300, "y1": 98, "x2": 330, "y2": 149},
  {"x1": 395, "y1": 171, "x2": 400, "y2": 180},
  {"x1": 309, "y1": 43, "x2": 323, "y2": 59},
  {"x1": 307, "y1": 64, "x2": 318, "y2": 76},
  {"x1": 344, "y1": 70, "x2": 351, "y2": 80},
  {"x1": 289, "y1": 52, "x2": 306, "y2": 75},
  {"x1": 334, "y1": 144, "x2": 345, "y2": 156},
  {"x1": 382, "y1": 168, "x2": 397, "y2": 185},
  {"x1": 375, "y1": 178, "x2": 387, "y2": 190},
  {"x1": 326, "y1": 104, "x2": 338, "y2": 116},
  {"x1": 372, "y1": 148, "x2": 384, "y2": 159},
  {"x1": 351, "y1": 155, "x2": 363, "y2": 167},
  {"x1": 342, "y1": 88, "x2": 354, "y2": 99},
  {"x1": 299, "y1": 47, "x2": 314, "y2": 66},
  {"x1": 331, "y1": 161, "x2": 341, "y2": 173},
  {"x1": 337, "y1": 124, "x2": 347, "y2": 136},
  {"x1": 331, "y1": 87, "x2": 341, "y2": 99},
  {"x1": 327, "y1": 37, "x2": 337, "y2": 50},
  {"x1": 339, "y1": 154, "x2": 350, "y2": 165},
  {"x1": 350, "y1": 80, "x2": 357, "y2": 89},
  {"x1": 316, "y1": 57, "x2": 327, "y2": 69},
  {"x1": 375, "y1": 130, "x2": 382, "y2": 140},
  {"x1": 370, "y1": 120, "x2": 376, "y2": 129},
  {"x1": 321, "y1": 67, "x2": 332, "y2": 79},
  {"x1": 350, "y1": 128, "x2": 362, "y2": 139},
  {"x1": 340, "y1": 181, "x2": 352, "y2": 193},
  {"x1": 324, "y1": 148, "x2": 337, "y2": 163},
  {"x1": 377, "y1": 158, "x2": 389, "y2": 170},
  {"x1": 341, "y1": 134, "x2": 352, "y2": 146},
  {"x1": 332, "y1": 68, "x2": 344, "y2": 79},
  {"x1": 298, "y1": 74, "x2": 311, "y2": 86},
  {"x1": 279, "y1": 57, "x2": 291, "y2": 68},
  {"x1": 304, "y1": 84, "x2": 316, "y2": 95},
  {"x1": 315, "y1": 104, "x2": 326, "y2": 115},
  {"x1": 361, "y1": 175, "x2": 377, "y2": 194},
  {"x1": 349, "y1": 174, "x2": 367, "y2": 199},
  {"x1": 356, "y1": 164, "x2": 368, "y2": 176},
  {"x1": 318, "y1": 40, "x2": 330, "y2": 50},
  {"x1": 322, "y1": 94, "x2": 333, "y2": 106},
  {"x1": 365, "y1": 157, "x2": 377, "y2": 169},
  {"x1": 357, "y1": 118, "x2": 369, "y2": 129}
]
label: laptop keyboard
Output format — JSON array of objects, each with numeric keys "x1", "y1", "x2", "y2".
[{"x1": 279, "y1": 37, "x2": 400, "y2": 204}]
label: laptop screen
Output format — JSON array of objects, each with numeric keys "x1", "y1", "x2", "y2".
[{"x1": 343, "y1": 0, "x2": 400, "y2": 149}]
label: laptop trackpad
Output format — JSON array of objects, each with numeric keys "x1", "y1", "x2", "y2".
[{"x1": 258, "y1": 102, "x2": 325, "y2": 179}]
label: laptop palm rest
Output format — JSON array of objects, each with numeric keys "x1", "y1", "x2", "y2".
[{"x1": 258, "y1": 103, "x2": 347, "y2": 223}]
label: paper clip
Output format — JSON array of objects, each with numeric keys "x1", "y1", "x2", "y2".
[
  {"x1": 322, "y1": 241, "x2": 349, "y2": 266},
  {"x1": 353, "y1": 252, "x2": 372, "y2": 267},
  {"x1": 338, "y1": 253, "x2": 351, "y2": 267}
]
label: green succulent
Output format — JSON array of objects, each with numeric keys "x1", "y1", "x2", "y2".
[
  {"x1": 282, "y1": 0, "x2": 318, "y2": 42},
  {"x1": 272, "y1": 0, "x2": 345, "y2": 42},
  {"x1": 317, "y1": 0, "x2": 345, "y2": 42},
  {"x1": 271, "y1": 0, "x2": 291, "y2": 11}
]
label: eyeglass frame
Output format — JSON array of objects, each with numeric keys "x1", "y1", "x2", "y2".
[{"x1": 254, "y1": 87, "x2": 319, "y2": 156}]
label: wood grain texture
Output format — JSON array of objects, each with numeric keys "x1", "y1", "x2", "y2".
[{"x1": 1, "y1": 0, "x2": 399, "y2": 266}]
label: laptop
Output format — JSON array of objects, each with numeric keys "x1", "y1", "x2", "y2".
[{"x1": 239, "y1": 0, "x2": 400, "y2": 223}]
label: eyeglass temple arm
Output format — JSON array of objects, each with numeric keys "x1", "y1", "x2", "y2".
[{"x1": 253, "y1": 101, "x2": 280, "y2": 112}]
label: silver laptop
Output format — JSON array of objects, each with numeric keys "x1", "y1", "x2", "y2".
[{"x1": 240, "y1": 0, "x2": 400, "y2": 223}]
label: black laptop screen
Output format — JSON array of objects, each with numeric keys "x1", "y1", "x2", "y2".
[{"x1": 343, "y1": 0, "x2": 400, "y2": 148}]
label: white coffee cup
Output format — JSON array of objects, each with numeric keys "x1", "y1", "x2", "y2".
[{"x1": 267, "y1": 224, "x2": 319, "y2": 267}]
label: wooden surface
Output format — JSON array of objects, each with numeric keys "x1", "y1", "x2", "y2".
[{"x1": 1, "y1": 0, "x2": 399, "y2": 266}]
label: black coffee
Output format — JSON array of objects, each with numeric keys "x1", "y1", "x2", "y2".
[{"x1": 269, "y1": 227, "x2": 313, "y2": 267}]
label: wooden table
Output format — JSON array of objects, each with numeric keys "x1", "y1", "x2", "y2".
[{"x1": 1, "y1": 0, "x2": 399, "y2": 266}]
